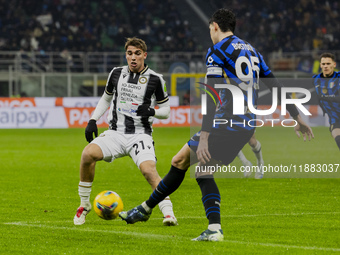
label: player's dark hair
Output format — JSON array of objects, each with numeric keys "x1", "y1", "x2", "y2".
[
  {"x1": 320, "y1": 53, "x2": 335, "y2": 61},
  {"x1": 125, "y1": 37, "x2": 147, "y2": 52},
  {"x1": 209, "y1": 8, "x2": 236, "y2": 33}
]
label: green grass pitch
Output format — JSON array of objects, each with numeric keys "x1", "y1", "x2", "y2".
[{"x1": 0, "y1": 126, "x2": 339, "y2": 254}]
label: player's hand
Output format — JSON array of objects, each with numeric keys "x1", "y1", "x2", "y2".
[
  {"x1": 85, "y1": 119, "x2": 98, "y2": 143},
  {"x1": 196, "y1": 131, "x2": 211, "y2": 164},
  {"x1": 136, "y1": 104, "x2": 155, "y2": 116},
  {"x1": 294, "y1": 115, "x2": 314, "y2": 141}
]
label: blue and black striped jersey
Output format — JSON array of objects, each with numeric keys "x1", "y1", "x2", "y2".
[
  {"x1": 203, "y1": 35, "x2": 272, "y2": 132},
  {"x1": 313, "y1": 71, "x2": 340, "y2": 125}
]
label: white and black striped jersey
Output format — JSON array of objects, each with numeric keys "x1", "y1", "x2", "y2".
[{"x1": 104, "y1": 64, "x2": 168, "y2": 135}]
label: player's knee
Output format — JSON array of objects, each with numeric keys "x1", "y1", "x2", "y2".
[
  {"x1": 82, "y1": 144, "x2": 102, "y2": 163},
  {"x1": 141, "y1": 167, "x2": 158, "y2": 179},
  {"x1": 171, "y1": 154, "x2": 189, "y2": 170},
  {"x1": 248, "y1": 136, "x2": 257, "y2": 147},
  {"x1": 81, "y1": 150, "x2": 95, "y2": 165}
]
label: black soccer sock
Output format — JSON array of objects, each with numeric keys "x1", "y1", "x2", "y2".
[
  {"x1": 196, "y1": 175, "x2": 221, "y2": 225},
  {"x1": 335, "y1": 136, "x2": 340, "y2": 150},
  {"x1": 145, "y1": 165, "x2": 187, "y2": 209}
]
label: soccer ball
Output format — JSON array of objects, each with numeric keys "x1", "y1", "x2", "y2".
[{"x1": 93, "y1": 190, "x2": 124, "y2": 220}]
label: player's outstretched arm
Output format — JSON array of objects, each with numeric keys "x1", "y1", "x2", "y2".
[
  {"x1": 85, "y1": 92, "x2": 112, "y2": 142},
  {"x1": 293, "y1": 115, "x2": 314, "y2": 141},
  {"x1": 154, "y1": 101, "x2": 170, "y2": 119}
]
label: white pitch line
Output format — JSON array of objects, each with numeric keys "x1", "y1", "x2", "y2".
[
  {"x1": 172, "y1": 211, "x2": 340, "y2": 219},
  {"x1": 8, "y1": 211, "x2": 337, "y2": 224},
  {"x1": 2, "y1": 221, "x2": 340, "y2": 252},
  {"x1": 3, "y1": 222, "x2": 170, "y2": 240}
]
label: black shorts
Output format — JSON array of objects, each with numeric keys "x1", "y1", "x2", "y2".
[
  {"x1": 188, "y1": 130, "x2": 254, "y2": 166},
  {"x1": 330, "y1": 122, "x2": 340, "y2": 132}
]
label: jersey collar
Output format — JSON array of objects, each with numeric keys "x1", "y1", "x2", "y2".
[
  {"x1": 222, "y1": 34, "x2": 234, "y2": 42},
  {"x1": 129, "y1": 64, "x2": 149, "y2": 74}
]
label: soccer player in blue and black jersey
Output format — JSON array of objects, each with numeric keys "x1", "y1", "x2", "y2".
[
  {"x1": 120, "y1": 8, "x2": 314, "y2": 241},
  {"x1": 313, "y1": 53, "x2": 340, "y2": 149}
]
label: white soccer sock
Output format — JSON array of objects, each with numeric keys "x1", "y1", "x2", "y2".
[
  {"x1": 208, "y1": 223, "x2": 221, "y2": 231},
  {"x1": 158, "y1": 197, "x2": 175, "y2": 217},
  {"x1": 141, "y1": 201, "x2": 152, "y2": 213},
  {"x1": 237, "y1": 151, "x2": 252, "y2": 167},
  {"x1": 237, "y1": 150, "x2": 248, "y2": 162},
  {"x1": 78, "y1": 181, "x2": 92, "y2": 206},
  {"x1": 252, "y1": 141, "x2": 263, "y2": 162}
]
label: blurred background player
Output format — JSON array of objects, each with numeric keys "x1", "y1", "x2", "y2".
[
  {"x1": 119, "y1": 9, "x2": 314, "y2": 241},
  {"x1": 73, "y1": 37, "x2": 177, "y2": 226},
  {"x1": 313, "y1": 53, "x2": 340, "y2": 150},
  {"x1": 237, "y1": 134, "x2": 264, "y2": 179}
]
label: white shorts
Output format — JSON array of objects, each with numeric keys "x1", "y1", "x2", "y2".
[{"x1": 91, "y1": 130, "x2": 156, "y2": 168}]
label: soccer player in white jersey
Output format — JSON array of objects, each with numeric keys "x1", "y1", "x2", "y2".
[{"x1": 73, "y1": 37, "x2": 177, "y2": 226}]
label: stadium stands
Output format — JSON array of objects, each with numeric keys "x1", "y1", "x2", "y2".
[
  {"x1": 205, "y1": 0, "x2": 340, "y2": 53},
  {"x1": 0, "y1": 0, "x2": 198, "y2": 52},
  {"x1": 1, "y1": 0, "x2": 339, "y2": 54}
]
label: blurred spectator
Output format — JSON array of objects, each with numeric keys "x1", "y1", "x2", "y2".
[{"x1": 182, "y1": 90, "x2": 191, "y2": 105}]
